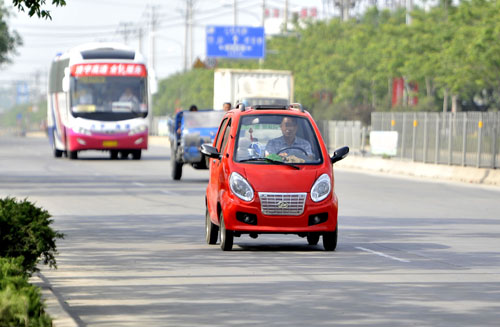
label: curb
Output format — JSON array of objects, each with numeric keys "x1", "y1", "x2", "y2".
[
  {"x1": 149, "y1": 135, "x2": 500, "y2": 187},
  {"x1": 336, "y1": 155, "x2": 500, "y2": 187},
  {"x1": 31, "y1": 273, "x2": 81, "y2": 327}
]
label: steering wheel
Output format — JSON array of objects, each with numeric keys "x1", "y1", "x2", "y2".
[{"x1": 277, "y1": 146, "x2": 308, "y2": 156}]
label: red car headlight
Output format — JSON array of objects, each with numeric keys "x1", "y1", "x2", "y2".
[
  {"x1": 310, "y1": 173, "x2": 331, "y2": 202},
  {"x1": 229, "y1": 172, "x2": 254, "y2": 202}
]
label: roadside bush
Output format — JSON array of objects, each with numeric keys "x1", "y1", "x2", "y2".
[
  {"x1": 0, "y1": 197, "x2": 64, "y2": 275},
  {"x1": 0, "y1": 257, "x2": 52, "y2": 327}
]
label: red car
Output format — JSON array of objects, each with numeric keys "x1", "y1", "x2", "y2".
[{"x1": 201, "y1": 104, "x2": 349, "y2": 251}]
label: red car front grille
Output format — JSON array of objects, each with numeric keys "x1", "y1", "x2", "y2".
[{"x1": 258, "y1": 192, "x2": 307, "y2": 216}]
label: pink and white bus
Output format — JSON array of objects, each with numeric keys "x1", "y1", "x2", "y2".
[{"x1": 47, "y1": 43, "x2": 152, "y2": 160}]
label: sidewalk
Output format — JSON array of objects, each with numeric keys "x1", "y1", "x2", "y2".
[
  {"x1": 335, "y1": 154, "x2": 500, "y2": 187},
  {"x1": 151, "y1": 135, "x2": 500, "y2": 187}
]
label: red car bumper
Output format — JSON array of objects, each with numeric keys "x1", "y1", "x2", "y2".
[{"x1": 219, "y1": 191, "x2": 338, "y2": 233}]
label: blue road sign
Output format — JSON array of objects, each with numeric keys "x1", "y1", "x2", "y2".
[{"x1": 206, "y1": 25, "x2": 265, "y2": 59}]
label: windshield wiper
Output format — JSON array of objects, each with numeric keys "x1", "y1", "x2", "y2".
[{"x1": 238, "y1": 157, "x2": 300, "y2": 170}]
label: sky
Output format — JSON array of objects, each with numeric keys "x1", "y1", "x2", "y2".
[
  {"x1": 1, "y1": 1, "x2": 325, "y2": 87},
  {"x1": 0, "y1": 0, "x2": 407, "y2": 105}
]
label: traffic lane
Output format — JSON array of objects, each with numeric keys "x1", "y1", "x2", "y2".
[
  {"x1": 2, "y1": 137, "x2": 500, "y2": 326},
  {"x1": 36, "y1": 207, "x2": 500, "y2": 327},
  {"x1": 34, "y1": 178, "x2": 500, "y2": 325},
  {"x1": 38, "y1": 211, "x2": 500, "y2": 327},
  {"x1": 335, "y1": 169, "x2": 500, "y2": 269}
]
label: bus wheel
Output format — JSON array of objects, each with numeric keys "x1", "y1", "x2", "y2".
[
  {"x1": 110, "y1": 150, "x2": 118, "y2": 160},
  {"x1": 68, "y1": 150, "x2": 78, "y2": 160},
  {"x1": 132, "y1": 150, "x2": 141, "y2": 160},
  {"x1": 120, "y1": 151, "x2": 129, "y2": 159},
  {"x1": 52, "y1": 131, "x2": 63, "y2": 158}
]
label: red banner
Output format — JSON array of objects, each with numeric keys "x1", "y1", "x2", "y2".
[{"x1": 71, "y1": 63, "x2": 147, "y2": 77}]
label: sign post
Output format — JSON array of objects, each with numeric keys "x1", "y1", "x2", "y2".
[{"x1": 206, "y1": 25, "x2": 265, "y2": 59}]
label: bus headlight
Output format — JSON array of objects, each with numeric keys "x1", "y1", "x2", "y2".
[
  {"x1": 310, "y1": 174, "x2": 331, "y2": 202},
  {"x1": 129, "y1": 125, "x2": 147, "y2": 136}
]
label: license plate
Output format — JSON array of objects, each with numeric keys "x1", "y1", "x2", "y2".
[{"x1": 102, "y1": 140, "x2": 118, "y2": 147}]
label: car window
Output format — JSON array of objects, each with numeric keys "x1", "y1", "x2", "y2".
[
  {"x1": 234, "y1": 114, "x2": 323, "y2": 164},
  {"x1": 215, "y1": 118, "x2": 228, "y2": 151},
  {"x1": 219, "y1": 119, "x2": 232, "y2": 154}
]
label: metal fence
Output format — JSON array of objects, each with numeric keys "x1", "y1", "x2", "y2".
[
  {"x1": 317, "y1": 120, "x2": 366, "y2": 154},
  {"x1": 371, "y1": 112, "x2": 500, "y2": 168}
]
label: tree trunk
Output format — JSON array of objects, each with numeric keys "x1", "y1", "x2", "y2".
[
  {"x1": 451, "y1": 94, "x2": 459, "y2": 113},
  {"x1": 388, "y1": 77, "x2": 392, "y2": 110},
  {"x1": 443, "y1": 88, "x2": 448, "y2": 113},
  {"x1": 425, "y1": 77, "x2": 432, "y2": 97},
  {"x1": 371, "y1": 79, "x2": 376, "y2": 109}
]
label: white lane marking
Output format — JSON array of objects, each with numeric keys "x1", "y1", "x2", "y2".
[
  {"x1": 133, "y1": 182, "x2": 145, "y2": 187},
  {"x1": 355, "y1": 246, "x2": 411, "y2": 263},
  {"x1": 161, "y1": 190, "x2": 175, "y2": 195}
]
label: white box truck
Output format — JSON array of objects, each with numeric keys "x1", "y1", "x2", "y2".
[{"x1": 213, "y1": 68, "x2": 294, "y2": 110}]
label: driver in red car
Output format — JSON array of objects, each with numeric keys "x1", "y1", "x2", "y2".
[{"x1": 265, "y1": 116, "x2": 313, "y2": 163}]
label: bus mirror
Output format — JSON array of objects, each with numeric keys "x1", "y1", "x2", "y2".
[
  {"x1": 148, "y1": 68, "x2": 158, "y2": 94},
  {"x1": 62, "y1": 67, "x2": 70, "y2": 92},
  {"x1": 62, "y1": 77, "x2": 70, "y2": 92},
  {"x1": 150, "y1": 78, "x2": 158, "y2": 94}
]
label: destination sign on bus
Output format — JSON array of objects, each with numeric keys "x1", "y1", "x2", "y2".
[{"x1": 71, "y1": 63, "x2": 147, "y2": 77}]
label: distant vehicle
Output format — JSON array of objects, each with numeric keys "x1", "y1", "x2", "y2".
[
  {"x1": 47, "y1": 42, "x2": 155, "y2": 160},
  {"x1": 202, "y1": 103, "x2": 349, "y2": 251},
  {"x1": 213, "y1": 69, "x2": 294, "y2": 109},
  {"x1": 169, "y1": 109, "x2": 225, "y2": 180}
]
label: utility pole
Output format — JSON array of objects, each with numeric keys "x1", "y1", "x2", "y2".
[
  {"x1": 233, "y1": 0, "x2": 237, "y2": 26},
  {"x1": 189, "y1": 1, "x2": 194, "y2": 70},
  {"x1": 117, "y1": 22, "x2": 133, "y2": 45},
  {"x1": 149, "y1": 6, "x2": 158, "y2": 72},
  {"x1": 262, "y1": 0, "x2": 265, "y2": 27},
  {"x1": 184, "y1": 0, "x2": 189, "y2": 72},
  {"x1": 137, "y1": 27, "x2": 143, "y2": 55},
  {"x1": 184, "y1": 0, "x2": 195, "y2": 72},
  {"x1": 148, "y1": 5, "x2": 158, "y2": 123},
  {"x1": 406, "y1": 0, "x2": 413, "y2": 25},
  {"x1": 284, "y1": 0, "x2": 288, "y2": 32}
]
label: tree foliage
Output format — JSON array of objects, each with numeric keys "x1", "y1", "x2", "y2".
[
  {"x1": 0, "y1": 2, "x2": 22, "y2": 65},
  {"x1": 11, "y1": 0, "x2": 66, "y2": 19},
  {"x1": 154, "y1": 68, "x2": 214, "y2": 115},
  {"x1": 155, "y1": 1, "x2": 500, "y2": 121}
]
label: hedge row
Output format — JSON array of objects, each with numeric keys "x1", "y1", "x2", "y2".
[{"x1": 0, "y1": 197, "x2": 64, "y2": 327}]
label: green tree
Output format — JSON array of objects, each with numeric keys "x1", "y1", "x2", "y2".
[
  {"x1": 154, "y1": 68, "x2": 214, "y2": 116},
  {"x1": 11, "y1": 0, "x2": 66, "y2": 19},
  {"x1": 0, "y1": 2, "x2": 22, "y2": 65}
]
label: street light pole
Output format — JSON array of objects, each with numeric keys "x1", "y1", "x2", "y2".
[
  {"x1": 262, "y1": 0, "x2": 265, "y2": 27},
  {"x1": 233, "y1": 0, "x2": 238, "y2": 26}
]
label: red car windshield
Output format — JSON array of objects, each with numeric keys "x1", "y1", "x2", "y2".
[{"x1": 234, "y1": 114, "x2": 323, "y2": 164}]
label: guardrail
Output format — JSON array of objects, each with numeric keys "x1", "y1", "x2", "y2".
[
  {"x1": 372, "y1": 112, "x2": 500, "y2": 168},
  {"x1": 317, "y1": 120, "x2": 367, "y2": 155}
]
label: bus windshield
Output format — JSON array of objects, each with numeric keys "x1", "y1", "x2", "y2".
[{"x1": 70, "y1": 76, "x2": 147, "y2": 121}]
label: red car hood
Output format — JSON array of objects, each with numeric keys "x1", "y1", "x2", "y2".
[{"x1": 243, "y1": 167, "x2": 318, "y2": 193}]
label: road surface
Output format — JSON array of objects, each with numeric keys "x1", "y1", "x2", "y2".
[{"x1": 1, "y1": 136, "x2": 499, "y2": 326}]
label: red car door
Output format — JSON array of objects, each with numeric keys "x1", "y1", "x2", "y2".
[{"x1": 207, "y1": 118, "x2": 231, "y2": 223}]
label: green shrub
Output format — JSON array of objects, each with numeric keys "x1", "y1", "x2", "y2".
[
  {"x1": 0, "y1": 197, "x2": 64, "y2": 275},
  {"x1": 0, "y1": 257, "x2": 52, "y2": 327}
]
